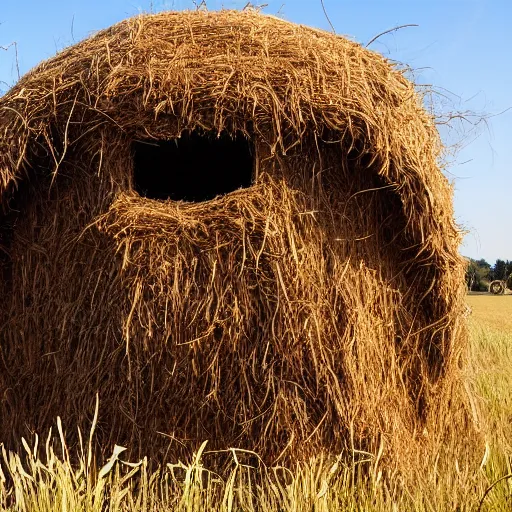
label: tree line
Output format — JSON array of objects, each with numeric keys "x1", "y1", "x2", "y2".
[{"x1": 465, "y1": 258, "x2": 512, "y2": 292}]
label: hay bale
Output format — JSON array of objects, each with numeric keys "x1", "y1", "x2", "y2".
[{"x1": 0, "y1": 10, "x2": 475, "y2": 467}]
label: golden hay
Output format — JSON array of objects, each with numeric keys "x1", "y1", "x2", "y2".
[{"x1": 0, "y1": 10, "x2": 478, "y2": 470}]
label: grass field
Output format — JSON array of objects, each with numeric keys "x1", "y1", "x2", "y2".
[
  {"x1": 1, "y1": 295, "x2": 511, "y2": 511},
  {"x1": 468, "y1": 294, "x2": 512, "y2": 333}
]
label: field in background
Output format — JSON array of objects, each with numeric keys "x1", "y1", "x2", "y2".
[
  {"x1": 468, "y1": 294, "x2": 512, "y2": 464},
  {"x1": 468, "y1": 294, "x2": 512, "y2": 333},
  {"x1": 1, "y1": 296, "x2": 511, "y2": 511}
]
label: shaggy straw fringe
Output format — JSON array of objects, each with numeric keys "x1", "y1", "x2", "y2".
[{"x1": 0, "y1": 10, "x2": 478, "y2": 472}]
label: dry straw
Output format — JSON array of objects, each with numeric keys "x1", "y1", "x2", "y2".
[{"x1": 0, "y1": 10, "x2": 479, "y2": 472}]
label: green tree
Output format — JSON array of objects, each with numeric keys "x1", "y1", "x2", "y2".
[
  {"x1": 465, "y1": 257, "x2": 491, "y2": 292},
  {"x1": 491, "y1": 259, "x2": 507, "y2": 281},
  {"x1": 506, "y1": 260, "x2": 512, "y2": 280}
]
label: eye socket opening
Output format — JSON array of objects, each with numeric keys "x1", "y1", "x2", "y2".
[{"x1": 132, "y1": 131, "x2": 254, "y2": 202}]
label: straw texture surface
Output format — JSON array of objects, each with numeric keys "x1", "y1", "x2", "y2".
[{"x1": 0, "y1": 10, "x2": 475, "y2": 470}]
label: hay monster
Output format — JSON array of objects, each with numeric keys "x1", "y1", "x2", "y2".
[{"x1": 0, "y1": 10, "x2": 474, "y2": 467}]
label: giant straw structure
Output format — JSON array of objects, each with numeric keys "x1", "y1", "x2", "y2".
[{"x1": 0, "y1": 10, "x2": 475, "y2": 469}]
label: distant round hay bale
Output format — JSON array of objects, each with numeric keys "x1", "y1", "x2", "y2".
[
  {"x1": 0, "y1": 10, "x2": 476, "y2": 469},
  {"x1": 489, "y1": 280, "x2": 505, "y2": 295}
]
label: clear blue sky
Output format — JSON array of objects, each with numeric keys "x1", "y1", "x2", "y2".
[{"x1": 1, "y1": 0, "x2": 510, "y2": 264}]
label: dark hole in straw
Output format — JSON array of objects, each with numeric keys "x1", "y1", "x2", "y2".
[{"x1": 132, "y1": 131, "x2": 254, "y2": 202}]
